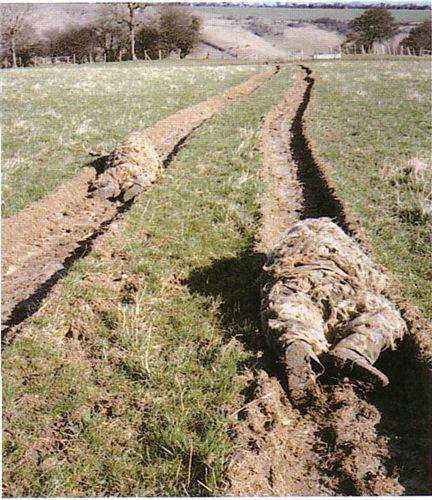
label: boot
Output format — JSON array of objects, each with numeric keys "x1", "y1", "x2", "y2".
[
  {"x1": 328, "y1": 346, "x2": 389, "y2": 387},
  {"x1": 283, "y1": 341, "x2": 322, "y2": 406}
]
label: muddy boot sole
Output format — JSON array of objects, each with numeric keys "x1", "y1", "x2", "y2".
[{"x1": 328, "y1": 347, "x2": 389, "y2": 387}]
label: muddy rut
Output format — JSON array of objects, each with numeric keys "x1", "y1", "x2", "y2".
[
  {"x1": 225, "y1": 66, "x2": 431, "y2": 495},
  {"x1": 1, "y1": 68, "x2": 277, "y2": 337}
]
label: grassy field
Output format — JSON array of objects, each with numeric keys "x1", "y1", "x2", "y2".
[
  {"x1": 3, "y1": 52, "x2": 431, "y2": 496},
  {"x1": 196, "y1": 6, "x2": 431, "y2": 22},
  {"x1": 308, "y1": 60, "x2": 431, "y2": 319},
  {"x1": 2, "y1": 67, "x2": 295, "y2": 497},
  {"x1": 2, "y1": 61, "x2": 260, "y2": 217}
]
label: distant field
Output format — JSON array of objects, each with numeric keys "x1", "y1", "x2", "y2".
[
  {"x1": 196, "y1": 7, "x2": 430, "y2": 22},
  {"x1": 309, "y1": 60, "x2": 431, "y2": 319},
  {"x1": 2, "y1": 61, "x2": 260, "y2": 217}
]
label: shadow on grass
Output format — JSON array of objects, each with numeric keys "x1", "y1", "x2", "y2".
[{"x1": 186, "y1": 248, "x2": 282, "y2": 382}]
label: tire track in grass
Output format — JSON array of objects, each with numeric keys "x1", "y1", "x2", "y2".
[
  {"x1": 2, "y1": 68, "x2": 294, "y2": 497},
  {"x1": 226, "y1": 65, "x2": 430, "y2": 495},
  {"x1": 2, "y1": 67, "x2": 277, "y2": 340},
  {"x1": 298, "y1": 65, "x2": 431, "y2": 495}
]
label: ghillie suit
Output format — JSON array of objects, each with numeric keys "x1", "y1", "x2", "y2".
[
  {"x1": 261, "y1": 218, "x2": 406, "y2": 405},
  {"x1": 89, "y1": 131, "x2": 162, "y2": 202}
]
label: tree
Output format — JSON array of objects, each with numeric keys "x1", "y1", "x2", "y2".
[
  {"x1": 93, "y1": 7, "x2": 129, "y2": 62},
  {"x1": 348, "y1": 8, "x2": 396, "y2": 52},
  {"x1": 401, "y1": 21, "x2": 431, "y2": 54},
  {"x1": 136, "y1": 24, "x2": 162, "y2": 60},
  {"x1": 158, "y1": 6, "x2": 202, "y2": 58},
  {"x1": 48, "y1": 24, "x2": 101, "y2": 63},
  {"x1": 114, "y1": 3, "x2": 149, "y2": 61},
  {"x1": 135, "y1": 7, "x2": 202, "y2": 60},
  {"x1": 0, "y1": 5, "x2": 36, "y2": 67}
]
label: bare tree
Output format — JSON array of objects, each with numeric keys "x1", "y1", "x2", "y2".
[
  {"x1": 114, "y1": 3, "x2": 149, "y2": 61},
  {"x1": 93, "y1": 5, "x2": 129, "y2": 62},
  {"x1": 0, "y1": 5, "x2": 36, "y2": 67}
]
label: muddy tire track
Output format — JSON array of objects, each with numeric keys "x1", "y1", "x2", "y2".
[
  {"x1": 2, "y1": 68, "x2": 277, "y2": 338},
  {"x1": 225, "y1": 66, "x2": 431, "y2": 495}
]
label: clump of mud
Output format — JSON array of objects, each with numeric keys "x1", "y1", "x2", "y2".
[
  {"x1": 315, "y1": 383, "x2": 404, "y2": 496},
  {"x1": 224, "y1": 369, "x2": 323, "y2": 496},
  {"x1": 225, "y1": 369, "x2": 405, "y2": 496},
  {"x1": 89, "y1": 131, "x2": 162, "y2": 202}
]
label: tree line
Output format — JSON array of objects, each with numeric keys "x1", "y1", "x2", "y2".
[
  {"x1": 187, "y1": 2, "x2": 431, "y2": 9},
  {"x1": 0, "y1": 3, "x2": 202, "y2": 68},
  {"x1": 343, "y1": 8, "x2": 431, "y2": 54}
]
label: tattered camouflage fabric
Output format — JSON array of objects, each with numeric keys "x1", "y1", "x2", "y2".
[
  {"x1": 89, "y1": 131, "x2": 162, "y2": 202},
  {"x1": 261, "y1": 217, "x2": 406, "y2": 381}
]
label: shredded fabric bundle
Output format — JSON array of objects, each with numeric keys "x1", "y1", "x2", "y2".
[
  {"x1": 89, "y1": 131, "x2": 162, "y2": 202},
  {"x1": 261, "y1": 217, "x2": 406, "y2": 393}
]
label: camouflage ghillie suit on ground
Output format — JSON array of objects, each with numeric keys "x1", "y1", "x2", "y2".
[
  {"x1": 90, "y1": 131, "x2": 162, "y2": 202},
  {"x1": 261, "y1": 218, "x2": 406, "y2": 402}
]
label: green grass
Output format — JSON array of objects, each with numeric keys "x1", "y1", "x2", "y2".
[
  {"x1": 2, "y1": 67, "x2": 295, "y2": 497},
  {"x1": 196, "y1": 6, "x2": 431, "y2": 22},
  {"x1": 308, "y1": 60, "x2": 431, "y2": 319},
  {"x1": 2, "y1": 61, "x2": 261, "y2": 217}
]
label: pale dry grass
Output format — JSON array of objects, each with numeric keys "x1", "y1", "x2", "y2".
[
  {"x1": 278, "y1": 25, "x2": 343, "y2": 55},
  {"x1": 201, "y1": 19, "x2": 288, "y2": 60},
  {"x1": 382, "y1": 158, "x2": 432, "y2": 222}
]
